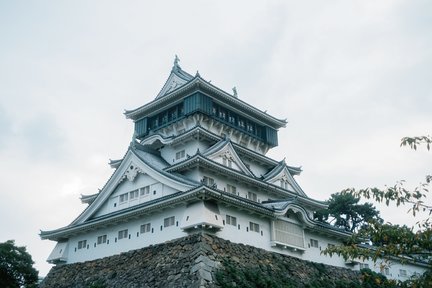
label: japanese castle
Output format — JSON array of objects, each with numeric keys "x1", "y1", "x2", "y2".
[{"x1": 41, "y1": 58, "x2": 424, "y2": 280}]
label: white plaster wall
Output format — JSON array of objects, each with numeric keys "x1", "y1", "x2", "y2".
[
  {"x1": 217, "y1": 204, "x2": 270, "y2": 249},
  {"x1": 67, "y1": 206, "x2": 188, "y2": 263},
  {"x1": 160, "y1": 141, "x2": 207, "y2": 165},
  {"x1": 300, "y1": 231, "x2": 427, "y2": 281},
  {"x1": 240, "y1": 157, "x2": 269, "y2": 177},
  {"x1": 242, "y1": 160, "x2": 270, "y2": 178},
  {"x1": 301, "y1": 231, "x2": 347, "y2": 267},
  {"x1": 200, "y1": 173, "x2": 276, "y2": 203},
  {"x1": 181, "y1": 169, "x2": 201, "y2": 182},
  {"x1": 64, "y1": 200, "x2": 425, "y2": 282},
  {"x1": 212, "y1": 203, "x2": 424, "y2": 282},
  {"x1": 180, "y1": 166, "x2": 273, "y2": 204},
  {"x1": 351, "y1": 255, "x2": 426, "y2": 282},
  {"x1": 94, "y1": 174, "x2": 179, "y2": 218}
]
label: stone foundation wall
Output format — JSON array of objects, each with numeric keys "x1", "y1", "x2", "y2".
[{"x1": 40, "y1": 233, "x2": 360, "y2": 288}]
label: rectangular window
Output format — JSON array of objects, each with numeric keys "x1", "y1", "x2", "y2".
[
  {"x1": 169, "y1": 109, "x2": 177, "y2": 121},
  {"x1": 310, "y1": 239, "x2": 319, "y2": 248},
  {"x1": 228, "y1": 115, "x2": 235, "y2": 124},
  {"x1": 399, "y1": 269, "x2": 407, "y2": 277},
  {"x1": 97, "y1": 235, "x2": 107, "y2": 245},
  {"x1": 226, "y1": 215, "x2": 237, "y2": 226},
  {"x1": 164, "y1": 216, "x2": 175, "y2": 228},
  {"x1": 219, "y1": 110, "x2": 226, "y2": 119},
  {"x1": 119, "y1": 193, "x2": 128, "y2": 203},
  {"x1": 140, "y1": 223, "x2": 151, "y2": 234},
  {"x1": 176, "y1": 150, "x2": 185, "y2": 160},
  {"x1": 78, "y1": 240, "x2": 87, "y2": 249},
  {"x1": 359, "y1": 263, "x2": 370, "y2": 269},
  {"x1": 238, "y1": 120, "x2": 245, "y2": 128},
  {"x1": 380, "y1": 267, "x2": 390, "y2": 275},
  {"x1": 162, "y1": 114, "x2": 168, "y2": 124},
  {"x1": 118, "y1": 229, "x2": 128, "y2": 240},
  {"x1": 247, "y1": 192, "x2": 258, "y2": 202},
  {"x1": 129, "y1": 190, "x2": 139, "y2": 200},
  {"x1": 227, "y1": 184, "x2": 236, "y2": 194},
  {"x1": 140, "y1": 186, "x2": 150, "y2": 196},
  {"x1": 249, "y1": 222, "x2": 260, "y2": 233},
  {"x1": 202, "y1": 176, "x2": 214, "y2": 186},
  {"x1": 246, "y1": 124, "x2": 252, "y2": 132}
]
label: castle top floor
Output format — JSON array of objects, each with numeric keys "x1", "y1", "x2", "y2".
[{"x1": 124, "y1": 58, "x2": 287, "y2": 154}]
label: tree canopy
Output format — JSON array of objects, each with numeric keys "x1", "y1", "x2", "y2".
[
  {"x1": 0, "y1": 240, "x2": 38, "y2": 288},
  {"x1": 315, "y1": 192, "x2": 382, "y2": 232},
  {"x1": 323, "y1": 135, "x2": 432, "y2": 287}
]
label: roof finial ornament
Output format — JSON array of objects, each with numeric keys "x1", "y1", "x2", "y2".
[
  {"x1": 174, "y1": 55, "x2": 180, "y2": 68},
  {"x1": 195, "y1": 70, "x2": 200, "y2": 77},
  {"x1": 232, "y1": 86, "x2": 238, "y2": 98}
]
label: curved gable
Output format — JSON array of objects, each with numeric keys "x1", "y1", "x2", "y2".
[
  {"x1": 264, "y1": 162, "x2": 306, "y2": 196},
  {"x1": 71, "y1": 148, "x2": 196, "y2": 225},
  {"x1": 155, "y1": 64, "x2": 194, "y2": 99},
  {"x1": 203, "y1": 139, "x2": 254, "y2": 177}
]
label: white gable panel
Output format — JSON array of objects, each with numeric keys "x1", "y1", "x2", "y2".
[
  {"x1": 155, "y1": 69, "x2": 193, "y2": 99},
  {"x1": 268, "y1": 177, "x2": 295, "y2": 191},
  {"x1": 72, "y1": 149, "x2": 195, "y2": 225},
  {"x1": 265, "y1": 166, "x2": 306, "y2": 197},
  {"x1": 93, "y1": 173, "x2": 179, "y2": 218},
  {"x1": 204, "y1": 141, "x2": 254, "y2": 177}
]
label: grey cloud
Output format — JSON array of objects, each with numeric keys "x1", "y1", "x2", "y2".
[
  {"x1": 0, "y1": 106, "x2": 13, "y2": 150},
  {"x1": 21, "y1": 114, "x2": 66, "y2": 161}
]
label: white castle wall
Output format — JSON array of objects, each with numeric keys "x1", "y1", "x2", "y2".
[
  {"x1": 67, "y1": 205, "x2": 188, "y2": 263},
  {"x1": 160, "y1": 140, "x2": 209, "y2": 165},
  {"x1": 242, "y1": 159, "x2": 271, "y2": 178},
  {"x1": 94, "y1": 174, "x2": 179, "y2": 218},
  {"x1": 64, "y1": 198, "x2": 425, "y2": 282}
]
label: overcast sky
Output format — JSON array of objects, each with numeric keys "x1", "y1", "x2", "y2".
[{"x1": 1, "y1": 1, "x2": 430, "y2": 276}]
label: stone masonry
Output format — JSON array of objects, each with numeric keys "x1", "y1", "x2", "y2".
[{"x1": 40, "y1": 233, "x2": 360, "y2": 287}]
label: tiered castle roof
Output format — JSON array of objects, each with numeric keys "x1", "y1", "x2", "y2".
[{"x1": 41, "y1": 57, "x2": 351, "y2": 263}]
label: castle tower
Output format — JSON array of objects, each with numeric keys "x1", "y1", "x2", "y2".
[{"x1": 41, "y1": 58, "x2": 350, "y2": 266}]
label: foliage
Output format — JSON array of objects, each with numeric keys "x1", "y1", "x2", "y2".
[
  {"x1": 323, "y1": 135, "x2": 431, "y2": 286},
  {"x1": 401, "y1": 135, "x2": 431, "y2": 185},
  {"x1": 0, "y1": 240, "x2": 39, "y2": 288},
  {"x1": 315, "y1": 192, "x2": 382, "y2": 232},
  {"x1": 359, "y1": 268, "x2": 398, "y2": 288},
  {"x1": 401, "y1": 135, "x2": 431, "y2": 152}
]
